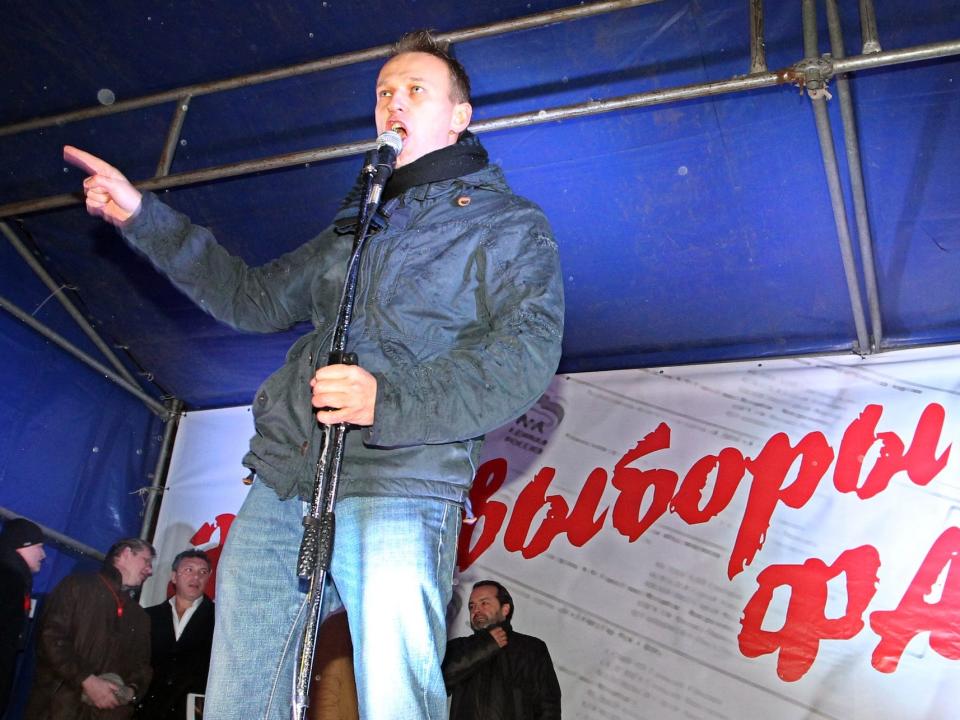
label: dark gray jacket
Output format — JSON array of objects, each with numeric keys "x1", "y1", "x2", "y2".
[{"x1": 122, "y1": 154, "x2": 564, "y2": 502}]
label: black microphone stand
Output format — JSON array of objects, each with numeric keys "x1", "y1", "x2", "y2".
[{"x1": 291, "y1": 133, "x2": 400, "y2": 720}]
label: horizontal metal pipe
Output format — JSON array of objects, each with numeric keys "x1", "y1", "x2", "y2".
[
  {"x1": 0, "y1": 137, "x2": 378, "y2": 217},
  {"x1": 472, "y1": 71, "x2": 785, "y2": 131},
  {"x1": 0, "y1": 293, "x2": 170, "y2": 417},
  {"x1": 0, "y1": 220, "x2": 142, "y2": 386},
  {"x1": 0, "y1": 0, "x2": 661, "y2": 138},
  {"x1": 833, "y1": 38, "x2": 960, "y2": 72},
  {"x1": 2, "y1": 37, "x2": 958, "y2": 220},
  {"x1": 0, "y1": 506, "x2": 105, "y2": 561},
  {"x1": 0, "y1": 75, "x2": 788, "y2": 218}
]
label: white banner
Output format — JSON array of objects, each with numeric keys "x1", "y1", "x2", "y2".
[
  {"x1": 149, "y1": 347, "x2": 960, "y2": 719},
  {"x1": 450, "y1": 346, "x2": 960, "y2": 720},
  {"x1": 141, "y1": 405, "x2": 254, "y2": 606}
]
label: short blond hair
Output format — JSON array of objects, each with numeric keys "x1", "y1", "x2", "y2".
[{"x1": 392, "y1": 30, "x2": 471, "y2": 103}]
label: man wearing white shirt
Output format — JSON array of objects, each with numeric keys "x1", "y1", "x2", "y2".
[{"x1": 136, "y1": 550, "x2": 215, "y2": 720}]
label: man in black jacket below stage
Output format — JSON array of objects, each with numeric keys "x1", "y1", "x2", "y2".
[
  {"x1": 0, "y1": 518, "x2": 46, "y2": 717},
  {"x1": 443, "y1": 580, "x2": 561, "y2": 720},
  {"x1": 136, "y1": 550, "x2": 215, "y2": 720}
]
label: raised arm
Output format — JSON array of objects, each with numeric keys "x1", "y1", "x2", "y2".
[{"x1": 62, "y1": 146, "x2": 346, "y2": 334}]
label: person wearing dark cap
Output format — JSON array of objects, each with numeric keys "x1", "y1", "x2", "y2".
[{"x1": 0, "y1": 517, "x2": 46, "y2": 716}]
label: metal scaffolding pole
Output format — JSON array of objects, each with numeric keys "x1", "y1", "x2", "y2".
[
  {"x1": 749, "y1": 0, "x2": 767, "y2": 74},
  {"x1": 0, "y1": 0, "x2": 662, "y2": 138},
  {"x1": 0, "y1": 507, "x2": 105, "y2": 561},
  {"x1": 3, "y1": 35, "x2": 958, "y2": 221},
  {"x1": 859, "y1": 0, "x2": 882, "y2": 54},
  {"x1": 831, "y1": 39, "x2": 960, "y2": 72},
  {"x1": 156, "y1": 96, "x2": 192, "y2": 178},
  {"x1": 1, "y1": 220, "x2": 142, "y2": 387},
  {"x1": 140, "y1": 399, "x2": 183, "y2": 540},
  {"x1": 0, "y1": 293, "x2": 170, "y2": 417},
  {"x1": 825, "y1": 0, "x2": 884, "y2": 351},
  {"x1": 802, "y1": 0, "x2": 870, "y2": 354}
]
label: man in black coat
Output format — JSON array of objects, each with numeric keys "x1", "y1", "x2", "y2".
[
  {"x1": 443, "y1": 580, "x2": 561, "y2": 720},
  {"x1": 25, "y1": 537, "x2": 155, "y2": 720},
  {"x1": 0, "y1": 518, "x2": 46, "y2": 717},
  {"x1": 136, "y1": 550, "x2": 215, "y2": 720}
]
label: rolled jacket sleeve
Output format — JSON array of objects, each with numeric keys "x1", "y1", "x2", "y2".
[{"x1": 122, "y1": 192, "x2": 347, "y2": 334}]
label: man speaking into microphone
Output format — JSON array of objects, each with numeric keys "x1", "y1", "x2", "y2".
[{"x1": 65, "y1": 30, "x2": 564, "y2": 720}]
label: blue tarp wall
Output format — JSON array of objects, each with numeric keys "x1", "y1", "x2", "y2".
[{"x1": 0, "y1": 228, "x2": 166, "y2": 716}]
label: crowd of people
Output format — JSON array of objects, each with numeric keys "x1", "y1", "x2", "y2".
[
  {"x1": 1, "y1": 521, "x2": 216, "y2": 720},
  {"x1": 2, "y1": 517, "x2": 559, "y2": 720}
]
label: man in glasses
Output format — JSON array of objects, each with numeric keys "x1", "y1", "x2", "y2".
[
  {"x1": 137, "y1": 550, "x2": 216, "y2": 720},
  {"x1": 26, "y1": 538, "x2": 155, "y2": 718}
]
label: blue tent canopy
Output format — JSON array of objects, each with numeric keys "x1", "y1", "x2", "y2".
[{"x1": 1, "y1": 0, "x2": 958, "y2": 549}]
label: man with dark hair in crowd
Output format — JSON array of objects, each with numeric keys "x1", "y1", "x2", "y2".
[
  {"x1": 0, "y1": 518, "x2": 46, "y2": 717},
  {"x1": 25, "y1": 538, "x2": 155, "y2": 720},
  {"x1": 136, "y1": 549, "x2": 215, "y2": 720},
  {"x1": 443, "y1": 580, "x2": 562, "y2": 719},
  {"x1": 64, "y1": 27, "x2": 563, "y2": 720}
]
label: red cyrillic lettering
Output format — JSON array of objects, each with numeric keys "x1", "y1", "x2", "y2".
[
  {"x1": 730, "y1": 432, "x2": 833, "y2": 578},
  {"x1": 834, "y1": 403, "x2": 950, "y2": 499},
  {"x1": 870, "y1": 526, "x2": 960, "y2": 672},
  {"x1": 611, "y1": 424, "x2": 677, "y2": 542},
  {"x1": 671, "y1": 447, "x2": 745, "y2": 524},
  {"x1": 457, "y1": 458, "x2": 509, "y2": 570},
  {"x1": 503, "y1": 466, "x2": 608, "y2": 558},
  {"x1": 739, "y1": 545, "x2": 880, "y2": 681}
]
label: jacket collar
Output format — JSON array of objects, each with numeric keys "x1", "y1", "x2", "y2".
[
  {"x1": 383, "y1": 130, "x2": 488, "y2": 202},
  {"x1": 336, "y1": 133, "x2": 509, "y2": 218},
  {"x1": 0, "y1": 547, "x2": 33, "y2": 589},
  {"x1": 100, "y1": 563, "x2": 139, "y2": 599},
  {"x1": 472, "y1": 619, "x2": 513, "y2": 637}
]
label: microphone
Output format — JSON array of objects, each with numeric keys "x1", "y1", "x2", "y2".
[{"x1": 364, "y1": 130, "x2": 403, "y2": 209}]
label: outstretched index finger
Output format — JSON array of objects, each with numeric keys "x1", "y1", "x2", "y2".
[{"x1": 63, "y1": 145, "x2": 119, "y2": 178}]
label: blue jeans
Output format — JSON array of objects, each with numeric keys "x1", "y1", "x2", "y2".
[{"x1": 204, "y1": 480, "x2": 461, "y2": 720}]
